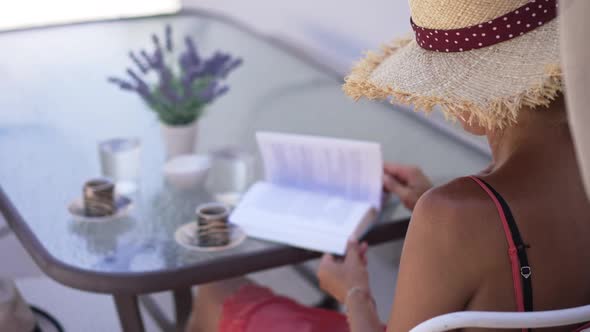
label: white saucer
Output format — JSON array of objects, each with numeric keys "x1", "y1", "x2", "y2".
[
  {"x1": 174, "y1": 222, "x2": 246, "y2": 252},
  {"x1": 68, "y1": 196, "x2": 133, "y2": 223}
]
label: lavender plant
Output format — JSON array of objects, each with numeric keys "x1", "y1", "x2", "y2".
[{"x1": 108, "y1": 24, "x2": 242, "y2": 126}]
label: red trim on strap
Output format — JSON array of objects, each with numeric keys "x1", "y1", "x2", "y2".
[
  {"x1": 411, "y1": 0, "x2": 558, "y2": 53},
  {"x1": 573, "y1": 321, "x2": 590, "y2": 332},
  {"x1": 469, "y1": 176, "x2": 590, "y2": 332},
  {"x1": 468, "y1": 176, "x2": 526, "y2": 318}
]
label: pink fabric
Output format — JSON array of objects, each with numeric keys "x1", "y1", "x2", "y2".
[{"x1": 219, "y1": 284, "x2": 351, "y2": 332}]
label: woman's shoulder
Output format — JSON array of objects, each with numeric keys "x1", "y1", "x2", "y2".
[
  {"x1": 415, "y1": 176, "x2": 496, "y2": 223},
  {"x1": 399, "y1": 176, "x2": 508, "y2": 299},
  {"x1": 411, "y1": 176, "x2": 506, "y2": 249}
]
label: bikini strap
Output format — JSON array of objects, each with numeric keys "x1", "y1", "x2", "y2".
[{"x1": 468, "y1": 176, "x2": 533, "y2": 330}]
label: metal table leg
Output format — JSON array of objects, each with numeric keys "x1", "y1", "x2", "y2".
[
  {"x1": 292, "y1": 264, "x2": 339, "y2": 310},
  {"x1": 139, "y1": 295, "x2": 174, "y2": 331},
  {"x1": 173, "y1": 288, "x2": 192, "y2": 331},
  {"x1": 114, "y1": 294, "x2": 145, "y2": 332}
]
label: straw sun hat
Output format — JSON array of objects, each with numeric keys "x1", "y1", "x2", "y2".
[{"x1": 343, "y1": 0, "x2": 562, "y2": 129}]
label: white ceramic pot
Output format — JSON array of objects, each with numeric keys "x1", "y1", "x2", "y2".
[{"x1": 160, "y1": 121, "x2": 198, "y2": 160}]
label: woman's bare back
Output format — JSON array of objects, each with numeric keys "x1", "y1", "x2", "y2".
[{"x1": 459, "y1": 132, "x2": 590, "y2": 331}]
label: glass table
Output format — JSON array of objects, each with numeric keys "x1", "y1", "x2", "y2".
[{"x1": 0, "y1": 10, "x2": 491, "y2": 331}]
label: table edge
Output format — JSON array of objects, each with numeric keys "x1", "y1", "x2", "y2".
[{"x1": 0, "y1": 185, "x2": 408, "y2": 294}]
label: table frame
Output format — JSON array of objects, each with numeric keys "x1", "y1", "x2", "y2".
[{"x1": 0, "y1": 184, "x2": 409, "y2": 331}]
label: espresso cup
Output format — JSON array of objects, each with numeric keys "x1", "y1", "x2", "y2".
[
  {"x1": 196, "y1": 203, "x2": 231, "y2": 247},
  {"x1": 83, "y1": 179, "x2": 115, "y2": 217}
]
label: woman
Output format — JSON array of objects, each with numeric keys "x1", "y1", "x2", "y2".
[{"x1": 187, "y1": 0, "x2": 590, "y2": 331}]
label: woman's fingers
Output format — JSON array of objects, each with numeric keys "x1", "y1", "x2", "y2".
[
  {"x1": 321, "y1": 242, "x2": 368, "y2": 270},
  {"x1": 360, "y1": 241, "x2": 369, "y2": 255},
  {"x1": 383, "y1": 174, "x2": 412, "y2": 198},
  {"x1": 346, "y1": 241, "x2": 366, "y2": 266},
  {"x1": 345, "y1": 241, "x2": 359, "y2": 256},
  {"x1": 318, "y1": 243, "x2": 372, "y2": 303},
  {"x1": 359, "y1": 241, "x2": 369, "y2": 266},
  {"x1": 383, "y1": 163, "x2": 418, "y2": 181},
  {"x1": 320, "y1": 253, "x2": 336, "y2": 266},
  {"x1": 383, "y1": 162, "x2": 433, "y2": 210}
]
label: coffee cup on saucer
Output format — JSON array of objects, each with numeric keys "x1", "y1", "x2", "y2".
[
  {"x1": 195, "y1": 203, "x2": 231, "y2": 247},
  {"x1": 83, "y1": 179, "x2": 116, "y2": 217}
]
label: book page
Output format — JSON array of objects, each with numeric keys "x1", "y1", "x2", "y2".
[
  {"x1": 230, "y1": 182, "x2": 372, "y2": 254},
  {"x1": 256, "y1": 132, "x2": 383, "y2": 209}
]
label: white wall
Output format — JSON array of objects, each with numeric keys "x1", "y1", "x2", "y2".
[
  {"x1": 183, "y1": 0, "x2": 411, "y2": 74},
  {"x1": 1, "y1": 0, "x2": 181, "y2": 30},
  {"x1": 183, "y1": 0, "x2": 490, "y2": 154}
]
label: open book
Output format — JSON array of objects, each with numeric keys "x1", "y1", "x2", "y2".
[{"x1": 230, "y1": 132, "x2": 383, "y2": 254}]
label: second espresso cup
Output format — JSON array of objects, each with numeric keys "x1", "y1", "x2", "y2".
[
  {"x1": 196, "y1": 203, "x2": 231, "y2": 247},
  {"x1": 83, "y1": 179, "x2": 116, "y2": 217}
]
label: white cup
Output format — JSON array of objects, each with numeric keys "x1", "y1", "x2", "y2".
[
  {"x1": 207, "y1": 147, "x2": 255, "y2": 206},
  {"x1": 99, "y1": 138, "x2": 141, "y2": 194}
]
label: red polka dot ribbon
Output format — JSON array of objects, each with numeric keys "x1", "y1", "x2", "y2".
[{"x1": 411, "y1": 0, "x2": 558, "y2": 53}]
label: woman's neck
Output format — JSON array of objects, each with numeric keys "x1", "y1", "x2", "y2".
[
  {"x1": 486, "y1": 101, "x2": 569, "y2": 171},
  {"x1": 487, "y1": 126, "x2": 524, "y2": 168}
]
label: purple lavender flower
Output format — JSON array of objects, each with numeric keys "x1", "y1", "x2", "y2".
[
  {"x1": 151, "y1": 48, "x2": 164, "y2": 69},
  {"x1": 184, "y1": 36, "x2": 201, "y2": 66},
  {"x1": 198, "y1": 81, "x2": 230, "y2": 104},
  {"x1": 200, "y1": 54, "x2": 220, "y2": 77},
  {"x1": 165, "y1": 24, "x2": 173, "y2": 52},
  {"x1": 126, "y1": 68, "x2": 148, "y2": 90},
  {"x1": 198, "y1": 81, "x2": 218, "y2": 104},
  {"x1": 108, "y1": 77, "x2": 135, "y2": 91},
  {"x1": 136, "y1": 83, "x2": 153, "y2": 102},
  {"x1": 220, "y1": 58, "x2": 243, "y2": 78},
  {"x1": 179, "y1": 52, "x2": 191, "y2": 71},
  {"x1": 108, "y1": 24, "x2": 242, "y2": 126},
  {"x1": 152, "y1": 34, "x2": 162, "y2": 55},
  {"x1": 158, "y1": 67, "x2": 178, "y2": 102},
  {"x1": 140, "y1": 50, "x2": 152, "y2": 66},
  {"x1": 198, "y1": 52, "x2": 241, "y2": 79},
  {"x1": 181, "y1": 68, "x2": 198, "y2": 100},
  {"x1": 129, "y1": 51, "x2": 147, "y2": 74},
  {"x1": 183, "y1": 66, "x2": 204, "y2": 86},
  {"x1": 214, "y1": 85, "x2": 229, "y2": 99},
  {"x1": 107, "y1": 77, "x2": 123, "y2": 84}
]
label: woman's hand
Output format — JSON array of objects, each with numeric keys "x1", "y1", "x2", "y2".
[
  {"x1": 317, "y1": 241, "x2": 370, "y2": 303},
  {"x1": 383, "y1": 163, "x2": 433, "y2": 210}
]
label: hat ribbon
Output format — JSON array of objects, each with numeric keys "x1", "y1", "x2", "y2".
[{"x1": 410, "y1": 0, "x2": 557, "y2": 53}]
